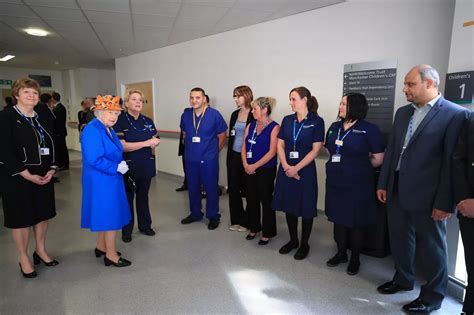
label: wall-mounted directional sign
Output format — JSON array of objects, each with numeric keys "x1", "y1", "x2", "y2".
[
  {"x1": 0, "y1": 79, "x2": 12, "y2": 85},
  {"x1": 445, "y1": 70, "x2": 473, "y2": 110},
  {"x1": 343, "y1": 60, "x2": 397, "y2": 140}
]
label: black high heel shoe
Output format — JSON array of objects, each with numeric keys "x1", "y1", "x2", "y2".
[
  {"x1": 104, "y1": 256, "x2": 132, "y2": 267},
  {"x1": 246, "y1": 233, "x2": 257, "y2": 240},
  {"x1": 33, "y1": 251, "x2": 59, "y2": 266},
  {"x1": 258, "y1": 238, "x2": 270, "y2": 245},
  {"x1": 19, "y1": 263, "x2": 37, "y2": 278},
  {"x1": 94, "y1": 248, "x2": 122, "y2": 258}
]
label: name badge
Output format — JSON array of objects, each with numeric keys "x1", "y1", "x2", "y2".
[
  {"x1": 289, "y1": 151, "x2": 299, "y2": 159},
  {"x1": 335, "y1": 139, "x2": 344, "y2": 146},
  {"x1": 247, "y1": 152, "x2": 252, "y2": 158},
  {"x1": 192, "y1": 136, "x2": 201, "y2": 143},
  {"x1": 40, "y1": 148, "x2": 50, "y2": 156},
  {"x1": 332, "y1": 154, "x2": 341, "y2": 163},
  {"x1": 230, "y1": 129, "x2": 236, "y2": 136},
  {"x1": 248, "y1": 139, "x2": 256, "y2": 144}
]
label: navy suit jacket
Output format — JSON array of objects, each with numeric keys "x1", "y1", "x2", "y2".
[
  {"x1": 453, "y1": 112, "x2": 474, "y2": 205},
  {"x1": 378, "y1": 96, "x2": 469, "y2": 213}
]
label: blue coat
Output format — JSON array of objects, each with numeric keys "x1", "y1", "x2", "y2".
[{"x1": 80, "y1": 118, "x2": 131, "y2": 231}]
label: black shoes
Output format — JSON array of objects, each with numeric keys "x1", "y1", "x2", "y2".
[
  {"x1": 122, "y1": 235, "x2": 132, "y2": 243},
  {"x1": 326, "y1": 253, "x2": 348, "y2": 267},
  {"x1": 346, "y1": 260, "x2": 360, "y2": 275},
  {"x1": 139, "y1": 228, "x2": 156, "y2": 236},
  {"x1": 294, "y1": 244, "x2": 310, "y2": 260},
  {"x1": 402, "y1": 297, "x2": 441, "y2": 313},
  {"x1": 181, "y1": 214, "x2": 201, "y2": 224},
  {"x1": 208, "y1": 218, "x2": 220, "y2": 230},
  {"x1": 176, "y1": 185, "x2": 187, "y2": 192},
  {"x1": 19, "y1": 263, "x2": 37, "y2": 278},
  {"x1": 94, "y1": 248, "x2": 122, "y2": 258},
  {"x1": 258, "y1": 239, "x2": 270, "y2": 246},
  {"x1": 33, "y1": 251, "x2": 59, "y2": 267},
  {"x1": 104, "y1": 256, "x2": 132, "y2": 267},
  {"x1": 279, "y1": 240, "x2": 299, "y2": 254},
  {"x1": 377, "y1": 280, "x2": 413, "y2": 294},
  {"x1": 246, "y1": 233, "x2": 257, "y2": 240}
]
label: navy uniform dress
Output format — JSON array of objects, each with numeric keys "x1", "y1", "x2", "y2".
[
  {"x1": 114, "y1": 112, "x2": 158, "y2": 236},
  {"x1": 180, "y1": 107, "x2": 228, "y2": 220},
  {"x1": 325, "y1": 120, "x2": 384, "y2": 227},
  {"x1": 272, "y1": 112, "x2": 325, "y2": 218}
]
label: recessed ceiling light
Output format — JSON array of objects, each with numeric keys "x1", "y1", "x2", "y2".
[
  {"x1": 25, "y1": 28, "x2": 48, "y2": 36},
  {"x1": 0, "y1": 55, "x2": 15, "y2": 62}
]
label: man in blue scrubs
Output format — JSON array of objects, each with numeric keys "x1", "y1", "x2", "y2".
[{"x1": 180, "y1": 87, "x2": 227, "y2": 230}]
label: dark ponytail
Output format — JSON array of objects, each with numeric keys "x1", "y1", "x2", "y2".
[{"x1": 290, "y1": 86, "x2": 319, "y2": 115}]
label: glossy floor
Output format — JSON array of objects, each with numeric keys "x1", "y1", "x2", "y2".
[{"x1": 0, "y1": 152, "x2": 463, "y2": 314}]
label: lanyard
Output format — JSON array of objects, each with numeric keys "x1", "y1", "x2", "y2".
[
  {"x1": 126, "y1": 113, "x2": 153, "y2": 132},
  {"x1": 248, "y1": 120, "x2": 272, "y2": 153},
  {"x1": 15, "y1": 106, "x2": 46, "y2": 147},
  {"x1": 193, "y1": 106, "x2": 208, "y2": 135},
  {"x1": 335, "y1": 126, "x2": 353, "y2": 154},
  {"x1": 293, "y1": 117, "x2": 306, "y2": 151}
]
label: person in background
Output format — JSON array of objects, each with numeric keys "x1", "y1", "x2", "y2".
[
  {"x1": 81, "y1": 95, "x2": 132, "y2": 267},
  {"x1": 0, "y1": 78, "x2": 59, "y2": 278},
  {"x1": 4, "y1": 96, "x2": 14, "y2": 109},
  {"x1": 242, "y1": 97, "x2": 279, "y2": 245},
  {"x1": 114, "y1": 89, "x2": 160, "y2": 243},
  {"x1": 324, "y1": 93, "x2": 384, "y2": 275},
  {"x1": 51, "y1": 92, "x2": 69, "y2": 170},
  {"x1": 272, "y1": 86, "x2": 325, "y2": 260},
  {"x1": 227, "y1": 85, "x2": 254, "y2": 232},
  {"x1": 78, "y1": 99, "x2": 92, "y2": 132}
]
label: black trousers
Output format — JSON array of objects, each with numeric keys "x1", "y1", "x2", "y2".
[
  {"x1": 122, "y1": 174, "x2": 153, "y2": 236},
  {"x1": 228, "y1": 150, "x2": 248, "y2": 227},
  {"x1": 460, "y1": 216, "x2": 474, "y2": 313},
  {"x1": 247, "y1": 166, "x2": 277, "y2": 238},
  {"x1": 56, "y1": 134, "x2": 69, "y2": 168},
  {"x1": 333, "y1": 223, "x2": 362, "y2": 261},
  {"x1": 285, "y1": 213, "x2": 313, "y2": 246}
]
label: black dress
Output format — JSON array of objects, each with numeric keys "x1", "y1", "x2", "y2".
[{"x1": 0, "y1": 106, "x2": 57, "y2": 228}]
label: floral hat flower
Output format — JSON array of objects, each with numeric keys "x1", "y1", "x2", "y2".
[{"x1": 93, "y1": 95, "x2": 122, "y2": 111}]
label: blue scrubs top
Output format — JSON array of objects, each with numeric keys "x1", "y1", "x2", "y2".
[
  {"x1": 180, "y1": 107, "x2": 228, "y2": 162},
  {"x1": 114, "y1": 112, "x2": 158, "y2": 178}
]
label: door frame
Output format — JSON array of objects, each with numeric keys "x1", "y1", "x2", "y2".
[{"x1": 120, "y1": 78, "x2": 156, "y2": 122}]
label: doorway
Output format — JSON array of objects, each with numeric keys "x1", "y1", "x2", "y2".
[{"x1": 124, "y1": 81, "x2": 154, "y2": 121}]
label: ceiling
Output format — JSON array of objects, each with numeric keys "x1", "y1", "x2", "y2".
[{"x1": 0, "y1": 0, "x2": 344, "y2": 70}]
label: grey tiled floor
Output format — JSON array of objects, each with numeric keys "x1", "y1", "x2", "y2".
[{"x1": 0, "y1": 152, "x2": 464, "y2": 314}]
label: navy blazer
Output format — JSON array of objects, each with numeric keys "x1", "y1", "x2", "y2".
[
  {"x1": 378, "y1": 96, "x2": 469, "y2": 213},
  {"x1": 453, "y1": 112, "x2": 474, "y2": 205}
]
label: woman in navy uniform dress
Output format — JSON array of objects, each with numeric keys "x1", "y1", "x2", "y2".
[
  {"x1": 114, "y1": 90, "x2": 160, "y2": 243},
  {"x1": 81, "y1": 95, "x2": 132, "y2": 267},
  {"x1": 242, "y1": 97, "x2": 279, "y2": 245},
  {"x1": 227, "y1": 85, "x2": 254, "y2": 232},
  {"x1": 272, "y1": 87, "x2": 325, "y2": 260},
  {"x1": 0, "y1": 78, "x2": 58, "y2": 278},
  {"x1": 324, "y1": 93, "x2": 384, "y2": 275}
]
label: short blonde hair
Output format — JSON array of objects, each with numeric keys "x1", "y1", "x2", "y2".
[
  {"x1": 12, "y1": 78, "x2": 41, "y2": 98},
  {"x1": 125, "y1": 89, "x2": 144, "y2": 103},
  {"x1": 251, "y1": 97, "x2": 276, "y2": 115}
]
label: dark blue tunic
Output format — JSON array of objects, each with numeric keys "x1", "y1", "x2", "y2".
[
  {"x1": 272, "y1": 112, "x2": 325, "y2": 218},
  {"x1": 324, "y1": 119, "x2": 384, "y2": 227}
]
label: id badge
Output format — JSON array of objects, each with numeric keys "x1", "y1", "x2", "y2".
[
  {"x1": 335, "y1": 139, "x2": 344, "y2": 146},
  {"x1": 332, "y1": 154, "x2": 341, "y2": 163},
  {"x1": 248, "y1": 139, "x2": 256, "y2": 144},
  {"x1": 40, "y1": 147, "x2": 50, "y2": 156},
  {"x1": 246, "y1": 152, "x2": 252, "y2": 159},
  {"x1": 289, "y1": 151, "x2": 299, "y2": 159},
  {"x1": 192, "y1": 136, "x2": 201, "y2": 143},
  {"x1": 230, "y1": 129, "x2": 236, "y2": 136}
]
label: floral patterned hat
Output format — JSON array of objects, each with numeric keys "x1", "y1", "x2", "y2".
[{"x1": 93, "y1": 95, "x2": 122, "y2": 111}]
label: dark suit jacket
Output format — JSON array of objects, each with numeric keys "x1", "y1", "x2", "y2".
[
  {"x1": 378, "y1": 96, "x2": 469, "y2": 213},
  {"x1": 453, "y1": 112, "x2": 474, "y2": 205},
  {"x1": 226, "y1": 109, "x2": 254, "y2": 167},
  {"x1": 34, "y1": 102, "x2": 55, "y2": 133},
  {"x1": 53, "y1": 102, "x2": 67, "y2": 136}
]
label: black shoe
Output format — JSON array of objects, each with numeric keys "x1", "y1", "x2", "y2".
[
  {"x1": 139, "y1": 228, "x2": 156, "y2": 236},
  {"x1": 19, "y1": 263, "x2": 37, "y2": 278},
  {"x1": 326, "y1": 253, "x2": 348, "y2": 267},
  {"x1": 402, "y1": 297, "x2": 441, "y2": 313},
  {"x1": 377, "y1": 280, "x2": 413, "y2": 294},
  {"x1": 104, "y1": 256, "x2": 132, "y2": 267},
  {"x1": 258, "y1": 238, "x2": 270, "y2": 245},
  {"x1": 346, "y1": 260, "x2": 360, "y2": 275},
  {"x1": 122, "y1": 235, "x2": 132, "y2": 243},
  {"x1": 94, "y1": 248, "x2": 122, "y2": 258},
  {"x1": 181, "y1": 214, "x2": 201, "y2": 224},
  {"x1": 279, "y1": 240, "x2": 299, "y2": 254},
  {"x1": 294, "y1": 244, "x2": 310, "y2": 260},
  {"x1": 208, "y1": 219, "x2": 220, "y2": 230},
  {"x1": 176, "y1": 185, "x2": 187, "y2": 192},
  {"x1": 33, "y1": 251, "x2": 59, "y2": 267},
  {"x1": 246, "y1": 233, "x2": 257, "y2": 240},
  {"x1": 201, "y1": 191, "x2": 207, "y2": 199}
]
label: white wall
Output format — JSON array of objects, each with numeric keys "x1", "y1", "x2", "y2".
[
  {"x1": 116, "y1": 0, "x2": 456, "y2": 210},
  {"x1": 0, "y1": 66, "x2": 63, "y2": 93},
  {"x1": 448, "y1": 0, "x2": 474, "y2": 73}
]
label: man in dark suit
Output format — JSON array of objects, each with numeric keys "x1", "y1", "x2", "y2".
[
  {"x1": 51, "y1": 92, "x2": 69, "y2": 170},
  {"x1": 376, "y1": 64, "x2": 469, "y2": 313},
  {"x1": 453, "y1": 112, "x2": 474, "y2": 315}
]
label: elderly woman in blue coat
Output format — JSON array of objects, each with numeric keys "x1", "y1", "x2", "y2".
[{"x1": 81, "y1": 95, "x2": 132, "y2": 267}]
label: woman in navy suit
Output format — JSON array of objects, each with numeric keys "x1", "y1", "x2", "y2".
[{"x1": 324, "y1": 93, "x2": 384, "y2": 275}]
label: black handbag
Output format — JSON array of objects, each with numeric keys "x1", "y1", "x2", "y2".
[{"x1": 123, "y1": 172, "x2": 136, "y2": 192}]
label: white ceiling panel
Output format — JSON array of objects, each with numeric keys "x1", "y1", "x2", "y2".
[
  {"x1": 182, "y1": 0, "x2": 235, "y2": 8},
  {"x1": 131, "y1": 0, "x2": 180, "y2": 16},
  {"x1": 133, "y1": 14, "x2": 175, "y2": 28},
  {"x1": 77, "y1": 0, "x2": 130, "y2": 13},
  {"x1": 213, "y1": 8, "x2": 271, "y2": 33},
  {"x1": 270, "y1": 0, "x2": 343, "y2": 19},
  {"x1": 23, "y1": 0, "x2": 79, "y2": 9},
  {"x1": 0, "y1": 16, "x2": 51, "y2": 32},
  {"x1": 0, "y1": 3, "x2": 36, "y2": 18},
  {"x1": 92, "y1": 22, "x2": 132, "y2": 34},
  {"x1": 30, "y1": 6, "x2": 87, "y2": 22},
  {"x1": 233, "y1": 0, "x2": 288, "y2": 12},
  {"x1": 85, "y1": 10, "x2": 131, "y2": 25},
  {"x1": 174, "y1": 4, "x2": 229, "y2": 29},
  {"x1": 0, "y1": 0, "x2": 22, "y2": 4},
  {"x1": 45, "y1": 20, "x2": 93, "y2": 32},
  {"x1": 167, "y1": 27, "x2": 208, "y2": 45}
]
